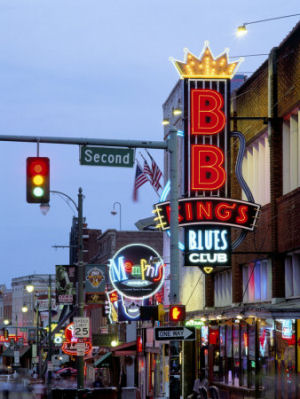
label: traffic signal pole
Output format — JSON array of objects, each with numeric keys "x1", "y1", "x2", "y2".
[{"x1": 0, "y1": 132, "x2": 180, "y2": 390}]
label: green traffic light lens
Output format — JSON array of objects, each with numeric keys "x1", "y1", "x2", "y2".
[{"x1": 33, "y1": 187, "x2": 44, "y2": 197}]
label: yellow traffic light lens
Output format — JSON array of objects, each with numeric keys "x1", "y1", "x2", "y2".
[
  {"x1": 33, "y1": 175, "x2": 44, "y2": 186},
  {"x1": 33, "y1": 187, "x2": 44, "y2": 197}
]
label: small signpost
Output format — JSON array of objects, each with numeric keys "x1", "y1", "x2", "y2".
[
  {"x1": 76, "y1": 342, "x2": 86, "y2": 357},
  {"x1": 74, "y1": 317, "x2": 90, "y2": 338},
  {"x1": 154, "y1": 326, "x2": 195, "y2": 341}
]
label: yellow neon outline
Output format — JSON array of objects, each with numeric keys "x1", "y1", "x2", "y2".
[{"x1": 170, "y1": 41, "x2": 243, "y2": 80}]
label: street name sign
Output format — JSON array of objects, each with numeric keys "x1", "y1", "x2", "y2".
[
  {"x1": 80, "y1": 146, "x2": 134, "y2": 168},
  {"x1": 74, "y1": 317, "x2": 90, "y2": 338},
  {"x1": 154, "y1": 327, "x2": 195, "y2": 341}
]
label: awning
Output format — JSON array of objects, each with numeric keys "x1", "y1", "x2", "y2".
[
  {"x1": 2, "y1": 346, "x2": 30, "y2": 358},
  {"x1": 94, "y1": 352, "x2": 112, "y2": 367},
  {"x1": 111, "y1": 340, "x2": 136, "y2": 357}
]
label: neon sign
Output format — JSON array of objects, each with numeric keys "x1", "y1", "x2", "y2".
[
  {"x1": 109, "y1": 244, "x2": 165, "y2": 299},
  {"x1": 185, "y1": 227, "x2": 231, "y2": 267},
  {"x1": 154, "y1": 43, "x2": 260, "y2": 273},
  {"x1": 154, "y1": 197, "x2": 260, "y2": 231},
  {"x1": 62, "y1": 322, "x2": 92, "y2": 356}
]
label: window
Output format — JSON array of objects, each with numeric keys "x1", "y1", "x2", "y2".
[
  {"x1": 214, "y1": 271, "x2": 232, "y2": 307},
  {"x1": 242, "y1": 131, "x2": 270, "y2": 205},
  {"x1": 285, "y1": 254, "x2": 300, "y2": 298},
  {"x1": 242, "y1": 260, "x2": 272, "y2": 303},
  {"x1": 283, "y1": 111, "x2": 300, "y2": 194}
]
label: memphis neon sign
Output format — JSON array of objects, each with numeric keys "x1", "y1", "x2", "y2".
[{"x1": 109, "y1": 244, "x2": 165, "y2": 299}]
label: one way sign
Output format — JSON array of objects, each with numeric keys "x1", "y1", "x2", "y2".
[{"x1": 154, "y1": 326, "x2": 195, "y2": 341}]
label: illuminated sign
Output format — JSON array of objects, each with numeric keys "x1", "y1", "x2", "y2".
[
  {"x1": 108, "y1": 244, "x2": 165, "y2": 299},
  {"x1": 185, "y1": 319, "x2": 204, "y2": 329},
  {"x1": 169, "y1": 305, "x2": 186, "y2": 322},
  {"x1": 154, "y1": 43, "x2": 260, "y2": 274},
  {"x1": 171, "y1": 42, "x2": 243, "y2": 80},
  {"x1": 61, "y1": 322, "x2": 91, "y2": 356},
  {"x1": 185, "y1": 226, "x2": 231, "y2": 267},
  {"x1": 154, "y1": 197, "x2": 260, "y2": 231}
]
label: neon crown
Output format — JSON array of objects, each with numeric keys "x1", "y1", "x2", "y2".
[{"x1": 171, "y1": 41, "x2": 243, "y2": 79}]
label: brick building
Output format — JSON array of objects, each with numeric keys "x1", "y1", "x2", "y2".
[
  {"x1": 159, "y1": 21, "x2": 300, "y2": 399},
  {"x1": 187, "y1": 22, "x2": 300, "y2": 399}
]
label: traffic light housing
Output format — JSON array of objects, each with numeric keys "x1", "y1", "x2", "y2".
[
  {"x1": 26, "y1": 157, "x2": 50, "y2": 203},
  {"x1": 140, "y1": 306, "x2": 159, "y2": 321},
  {"x1": 169, "y1": 305, "x2": 186, "y2": 322},
  {"x1": 4, "y1": 329, "x2": 8, "y2": 339}
]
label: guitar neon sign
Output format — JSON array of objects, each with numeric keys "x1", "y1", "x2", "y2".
[{"x1": 154, "y1": 43, "x2": 260, "y2": 273}]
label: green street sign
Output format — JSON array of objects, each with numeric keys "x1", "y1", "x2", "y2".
[{"x1": 80, "y1": 146, "x2": 134, "y2": 168}]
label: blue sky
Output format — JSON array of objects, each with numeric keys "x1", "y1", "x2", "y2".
[{"x1": 0, "y1": 0, "x2": 299, "y2": 285}]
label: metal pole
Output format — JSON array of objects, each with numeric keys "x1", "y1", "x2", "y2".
[
  {"x1": 167, "y1": 127, "x2": 180, "y2": 399},
  {"x1": 77, "y1": 187, "x2": 85, "y2": 390},
  {"x1": 47, "y1": 275, "x2": 52, "y2": 396},
  {"x1": 0, "y1": 134, "x2": 167, "y2": 149},
  {"x1": 167, "y1": 127, "x2": 179, "y2": 304}
]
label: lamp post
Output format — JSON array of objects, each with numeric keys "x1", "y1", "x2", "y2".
[
  {"x1": 40, "y1": 188, "x2": 85, "y2": 390},
  {"x1": 236, "y1": 13, "x2": 300, "y2": 36},
  {"x1": 111, "y1": 201, "x2": 122, "y2": 230}
]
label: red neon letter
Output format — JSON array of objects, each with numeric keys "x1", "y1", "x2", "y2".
[
  {"x1": 215, "y1": 202, "x2": 236, "y2": 221},
  {"x1": 166, "y1": 205, "x2": 184, "y2": 224},
  {"x1": 191, "y1": 89, "x2": 226, "y2": 135},
  {"x1": 236, "y1": 205, "x2": 249, "y2": 224},
  {"x1": 184, "y1": 202, "x2": 193, "y2": 221},
  {"x1": 196, "y1": 201, "x2": 213, "y2": 220},
  {"x1": 191, "y1": 145, "x2": 226, "y2": 191}
]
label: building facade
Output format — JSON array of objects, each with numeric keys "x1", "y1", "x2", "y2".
[{"x1": 157, "y1": 21, "x2": 300, "y2": 399}]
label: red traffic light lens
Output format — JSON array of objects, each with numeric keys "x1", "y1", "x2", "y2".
[{"x1": 27, "y1": 158, "x2": 49, "y2": 177}]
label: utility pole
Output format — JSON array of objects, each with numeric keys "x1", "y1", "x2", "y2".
[
  {"x1": 47, "y1": 274, "x2": 52, "y2": 397},
  {"x1": 77, "y1": 187, "x2": 85, "y2": 390}
]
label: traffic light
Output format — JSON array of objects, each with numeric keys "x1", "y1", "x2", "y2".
[
  {"x1": 169, "y1": 305, "x2": 186, "y2": 322},
  {"x1": 140, "y1": 306, "x2": 159, "y2": 321},
  {"x1": 4, "y1": 329, "x2": 8, "y2": 339},
  {"x1": 26, "y1": 157, "x2": 50, "y2": 203}
]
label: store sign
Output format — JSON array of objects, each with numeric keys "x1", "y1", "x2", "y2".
[
  {"x1": 154, "y1": 43, "x2": 260, "y2": 273},
  {"x1": 154, "y1": 197, "x2": 259, "y2": 231},
  {"x1": 108, "y1": 244, "x2": 165, "y2": 299},
  {"x1": 185, "y1": 227, "x2": 231, "y2": 267},
  {"x1": 56, "y1": 265, "x2": 76, "y2": 304},
  {"x1": 85, "y1": 264, "x2": 106, "y2": 304}
]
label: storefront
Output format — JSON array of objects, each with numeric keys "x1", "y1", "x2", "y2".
[{"x1": 189, "y1": 307, "x2": 300, "y2": 399}]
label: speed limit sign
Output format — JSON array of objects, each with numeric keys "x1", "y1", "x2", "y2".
[{"x1": 74, "y1": 317, "x2": 90, "y2": 338}]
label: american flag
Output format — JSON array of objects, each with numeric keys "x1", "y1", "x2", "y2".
[
  {"x1": 143, "y1": 159, "x2": 153, "y2": 182},
  {"x1": 146, "y1": 150, "x2": 162, "y2": 191},
  {"x1": 133, "y1": 162, "x2": 148, "y2": 201}
]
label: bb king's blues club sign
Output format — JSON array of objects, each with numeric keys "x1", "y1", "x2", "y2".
[
  {"x1": 109, "y1": 244, "x2": 165, "y2": 299},
  {"x1": 154, "y1": 43, "x2": 260, "y2": 273}
]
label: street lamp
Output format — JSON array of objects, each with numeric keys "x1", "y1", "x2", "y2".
[
  {"x1": 26, "y1": 283, "x2": 34, "y2": 293},
  {"x1": 236, "y1": 13, "x2": 300, "y2": 37},
  {"x1": 3, "y1": 319, "x2": 10, "y2": 326},
  {"x1": 111, "y1": 201, "x2": 122, "y2": 230},
  {"x1": 40, "y1": 188, "x2": 85, "y2": 391},
  {"x1": 22, "y1": 305, "x2": 28, "y2": 313}
]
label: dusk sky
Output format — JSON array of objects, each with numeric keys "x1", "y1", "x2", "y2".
[{"x1": 0, "y1": 0, "x2": 299, "y2": 285}]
